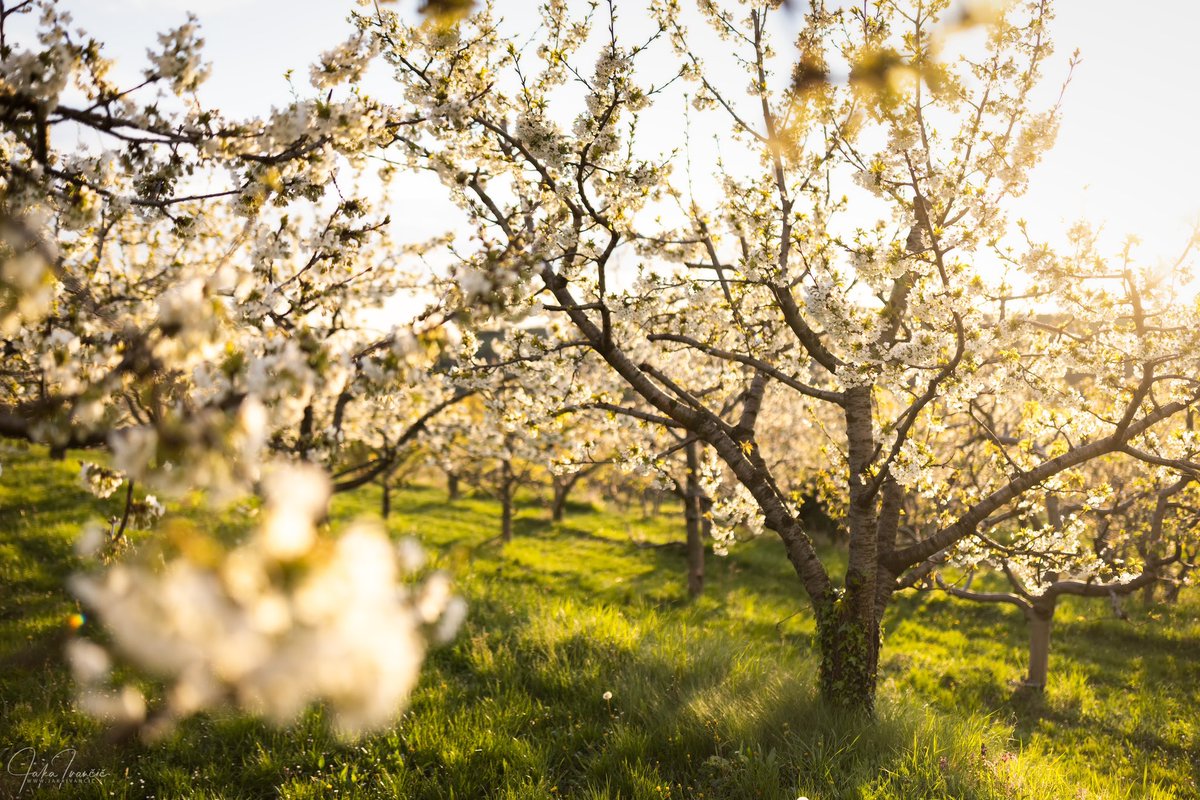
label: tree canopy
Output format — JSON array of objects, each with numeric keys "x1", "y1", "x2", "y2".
[{"x1": 3, "y1": 0, "x2": 1198, "y2": 731}]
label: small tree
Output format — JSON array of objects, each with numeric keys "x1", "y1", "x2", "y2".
[
  {"x1": 509, "y1": 323, "x2": 733, "y2": 597},
  {"x1": 939, "y1": 463, "x2": 1196, "y2": 689},
  {"x1": 425, "y1": 386, "x2": 545, "y2": 542}
]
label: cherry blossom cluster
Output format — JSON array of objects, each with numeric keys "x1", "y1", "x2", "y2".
[{"x1": 68, "y1": 463, "x2": 465, "y2": 741}]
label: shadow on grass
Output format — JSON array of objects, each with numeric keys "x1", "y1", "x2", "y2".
[
  {"x1": 4, "y1": 447, "x2": 1196, "y2": 798},
  {"x1": 884, "y1": 585, "x2": 1200, "y2": 793}
]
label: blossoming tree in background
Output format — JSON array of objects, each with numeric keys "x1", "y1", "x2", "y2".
[
  {"x1": 924, "y1": 229, "x2": 1200, "y2": 686},
  {"x1": 490, "y1": 319, "x2": 736, "y2": 597},
  {"x1": 938, "y1": 462, "x2": 1196, "y2": 688},
  {"x1": 425, "y1": 345, "x2": 602, "y2": 542},
  {"x1": 360, "y1": 0, "x2": 1200, "y2": 712}
]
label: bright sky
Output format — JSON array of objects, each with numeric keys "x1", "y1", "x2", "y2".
[{"x1": 50, "y1": 0, "x2": 1200, "y2": 269}]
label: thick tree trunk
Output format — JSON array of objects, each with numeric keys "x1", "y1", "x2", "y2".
[
  {"x1": 818, "y1": 385, "x2": 883, "y2": 713},
  {"x1": 684, "y1": 440, "x2": 706, "y2": 599},
  {"x1": 447, "y1": 471, "x2": 461, "y2": 501},
  {"x1": 816, "y1": 600, "x2": 881, "y2": 712},
  {"x1": 1023, "y1": 601, "x2": 1057, "y2": 689}
]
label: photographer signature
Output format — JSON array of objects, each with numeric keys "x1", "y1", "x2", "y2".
[{"x1": 4, "y1": 746, "x2": 108, "y2": 796}]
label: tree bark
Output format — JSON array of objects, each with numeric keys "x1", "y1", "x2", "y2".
[
  {"x1": 1164, "y1": 565, "x2": 1189, "y2": 604},
  {"x1": 551, "y1": 481, "x2": 568, "y2": 522},
  {"x1": 500, "y1": 461, "x2": 514, "y2": 543},
  {"x1": 684, "y1": 440, "x2": 706, "y2": 599},
  {"x1": 447, "y1": 471, "x2": 461, "y2": 501},
  {"x1": 816, "y1": 600, "x2": 881, "y2": 712},
  {"x1": 1023, "y1": 601, "x2": 1057, "y2": 690},
  {"x1": 380, "y1": 476, "x2": 391, "y2": 519},
  {"x1": 551, "y1": 470, "x2": 586, "y2": 522},
  {"x1": 1141, "y1": 580, "x2": 1158, "y2": 606},
  {"x1": 818, "y1": 385, "x2": 882, "y2": 713}
]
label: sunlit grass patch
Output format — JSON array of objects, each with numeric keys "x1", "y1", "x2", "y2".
[{"x1": 1, "y1": 446, "x2": 1196, "y2": 798}]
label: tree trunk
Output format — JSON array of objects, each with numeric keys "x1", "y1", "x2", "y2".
[
  {"x1": 1141, "y1": 579, "x2": 1157, "y2": 606},
  {"x1": 684, "y1": 440, "x2": 706, "y2": 599},
  {"x1": 684, "y1": 513, "x2": 704, "y2": 598},
  {"x1": 816, "y1": 599, "x2": 881, "y2": 713},
  {"x1": 551, "y1": 481, "x2": 568, "y2": 522},
  {"x1": 500, "y1": 462, "x2": 514, "y2": 543},
  {"x1": 1164, "y1": 566, "x2": 1188, "y2": 604},
  {"x1": 1023, "y1": 601, "x2": 1057, "y2": 689},
  {"x1": 817, "y1": 385, "x2": 882, "y2": 713},
  {"x1": 447, "y1": 471, "x2": 461, "y2": 501},
  {"x1": 551, "y1": 471, "x2": 583, "y2": 523},
  {"x1": 380, "y1": 477, "x2": 391, "y2": 519}
]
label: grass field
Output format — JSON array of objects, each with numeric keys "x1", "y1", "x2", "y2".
[{"x1": 1, "y1": 442, "x2": 1197, "y2": 799}]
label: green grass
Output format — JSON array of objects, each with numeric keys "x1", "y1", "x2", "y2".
[{"x1": 1, "y1": 442, "x2": 1197, "y2": 798}]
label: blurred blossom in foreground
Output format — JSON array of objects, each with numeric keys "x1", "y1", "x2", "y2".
[{"x1": 67, "y1": 463, "x2": 465, "y2": 741}]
